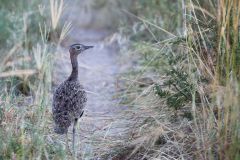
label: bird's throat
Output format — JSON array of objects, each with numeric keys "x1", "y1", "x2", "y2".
[{"x1": 68, "y1": 53, "x2": 78, "y2": 81}]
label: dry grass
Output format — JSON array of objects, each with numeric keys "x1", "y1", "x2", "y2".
[
  {"x1": 0, "y1": 0, "x2": 73, "y2": 159},
  {"x1": 0, "y1": 0, "x2": 239, "y2": 159},
  {"x1": 106, "y1": 0, "x2": 240, "y2": 159},
  {"x1": 186, "y1": 0, "x2": 240, "y2": 159},
  {"x1": 50, "y1": 0, "x2": 64, "y2": 30}
]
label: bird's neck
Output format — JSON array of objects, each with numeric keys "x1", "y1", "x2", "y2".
[{"x1": 68, "y1": 53, "x2": 78, "y2": 81}]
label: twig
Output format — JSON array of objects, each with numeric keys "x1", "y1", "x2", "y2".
[{"x1": 0, "y1": 69, "x2": 37, "y2": 78}]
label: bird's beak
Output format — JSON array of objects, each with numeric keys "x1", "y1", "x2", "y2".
[{"x1": 83, "y1": 45, "x2": 94, "y2": 50}]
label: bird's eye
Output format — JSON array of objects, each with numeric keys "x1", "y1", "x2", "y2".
[{"x1": 76, "y1": 46, "x2": 80, "y2": 50}]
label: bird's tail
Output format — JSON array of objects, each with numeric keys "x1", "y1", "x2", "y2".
[{"x1": 54, "y1": 125, "x2": 68, "y2": 135}]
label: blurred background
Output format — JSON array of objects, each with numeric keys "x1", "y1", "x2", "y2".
[{"x1": 0, "y1": 0, "x2": 239, "y2": 159}]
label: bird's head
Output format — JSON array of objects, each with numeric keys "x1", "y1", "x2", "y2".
[{"x1": 69, "y1": 43, "x2": 94, "y2": 55}]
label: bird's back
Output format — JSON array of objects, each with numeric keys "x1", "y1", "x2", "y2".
[{"x1": 52, "y1": 80, "x2": 87, "y2": 134}]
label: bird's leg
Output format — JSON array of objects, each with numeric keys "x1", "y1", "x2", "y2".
[
  {"x1": 65, "y1": 132, "x2": 71, "y2": 154},
  {"x1": 72, "y1": 118, "x2": 78, "y2": 155}
]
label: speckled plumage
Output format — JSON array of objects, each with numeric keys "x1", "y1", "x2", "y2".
[
  {"x1": 52, "y1": 80, "x2": 87, "y2": 134},
  {"x1": 52, "y1": 44, "x2": 93, "y2": 153}
]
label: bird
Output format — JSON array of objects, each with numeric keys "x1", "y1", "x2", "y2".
[{"x1": 52, "y1": 43, "x2": 93, "y2": 154}]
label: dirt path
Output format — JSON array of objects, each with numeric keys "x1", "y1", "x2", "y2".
[{"x1": 53, "y1": 2, "x2": 129, "y2": 159}]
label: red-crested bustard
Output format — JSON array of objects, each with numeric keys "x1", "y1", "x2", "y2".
[{"x1": 52, "y1": 43, "x2": 93, "y2": 154}]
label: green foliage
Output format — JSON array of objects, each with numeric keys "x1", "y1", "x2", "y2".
[
  {"x1": 123, "y1": 0, "x2": 197, "y2": 109},
  {"x1": 126, "y1": 0, "x2": 240, "y2": 159},
  {"x1": 131, "y1": 38, "x2": 196, "y2": 111},
  {"x1": 154, "y1": 60, "x2": 194, "y2": 110},
  {"x1": 154, "y1": 84, "x2": 170, "y2": 98}
]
